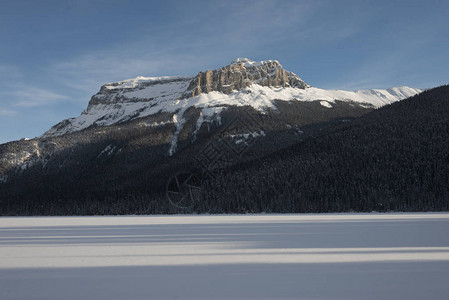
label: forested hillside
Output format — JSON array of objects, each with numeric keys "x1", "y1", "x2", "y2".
[
  {"x1": 200, "y1": 85, "x2": 449, "y2": 213},
  {"x1": 1, "y1": 86, "x2": 447, "y2": 215}
]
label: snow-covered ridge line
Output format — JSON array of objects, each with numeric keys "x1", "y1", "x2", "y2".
[
  {"x1": 103, "y1": 76, "x2": 192, "y2": 90},
  {"x1": 231, "y1": 57, "x2": 279, "y2": 68},
  {"x1": 43, "y1": 84, "x2": 421, "y2": 139},
  {"x1": 43, "y1": 58, "x2": 422, "y2": 139}
]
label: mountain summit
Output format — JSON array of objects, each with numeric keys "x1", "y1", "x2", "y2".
[
  {"x1": 43, "y1": 58, "x2": 421, "y2": 141},
  {"x1": 186, "y1": 58, "x2": 308, "y2": 97}
]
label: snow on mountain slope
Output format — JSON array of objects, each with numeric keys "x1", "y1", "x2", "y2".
[
  {"x1": 43, "y1": 59, "x2": 422, "y2": 140},
  {"x1": 44, "y1": 76, "x2": 193, "y2": 136}
]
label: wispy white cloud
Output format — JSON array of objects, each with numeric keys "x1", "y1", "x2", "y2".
[
  {"x1": 0, "y1": 107, "x2": 18, "y2": 116},
  {"x1": 218, "y1": 0, "x2": 365, "y2": 48},
  {"x1": 53, "y1": 53, "x2": 198, "y2": 84},
  {"x1": 11, "y1": 87, "x2": 70, "y2": 108},
  {"x1": 44, "y1": 0, "x2": 362, "y2": 99}
]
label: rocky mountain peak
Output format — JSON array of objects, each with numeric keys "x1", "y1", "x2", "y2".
[{"x1": 186, "y1": 58, "x2": 308, "y2": 97}]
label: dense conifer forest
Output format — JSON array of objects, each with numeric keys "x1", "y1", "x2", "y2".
[
  {"x1": 200, "y1": 85, "x2": 449, "y2": 213},
  {"x1": 0, "y1": 85, "x2": 448, "y2": 215}
]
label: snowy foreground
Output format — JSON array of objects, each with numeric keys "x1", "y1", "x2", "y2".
[{"x1": 1, "y1": 213, "x2": 449, "y2": 299}]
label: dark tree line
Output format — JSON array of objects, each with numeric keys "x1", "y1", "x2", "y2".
[{"x1": 0, "y1": 86, "x2": 448, "y2": 215}]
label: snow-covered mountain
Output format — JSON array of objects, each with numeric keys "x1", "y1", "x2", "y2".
[
  {"x1": 43, "y1": 58, "x2": 421, "y2": 139},
  {"x1": 1, "y1": 57, "x2": 434, "y2": 215},
  {"x1": 1, "y1": 58, "x2": 423, "y2": 197}
]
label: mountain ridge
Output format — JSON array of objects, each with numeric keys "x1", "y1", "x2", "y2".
[{"x1": 42, "y1": 58, "x2": 421, "y2": 146}]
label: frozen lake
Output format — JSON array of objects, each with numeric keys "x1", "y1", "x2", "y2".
[{"x1": 1, "y1": 213, "x2": 449, "y2": 299}]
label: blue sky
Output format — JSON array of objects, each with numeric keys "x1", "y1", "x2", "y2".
[{"x1": 1, "y1": 0, "x2": 448, "y2": 143}]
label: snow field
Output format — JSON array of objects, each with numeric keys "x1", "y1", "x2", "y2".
[{"x1": 0, "y1": 213, "x2": 448, "y2": 299}]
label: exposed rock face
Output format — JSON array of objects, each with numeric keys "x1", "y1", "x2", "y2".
[{"x1": 186, "y1": 58, "x2": 308, "y2": 97}]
